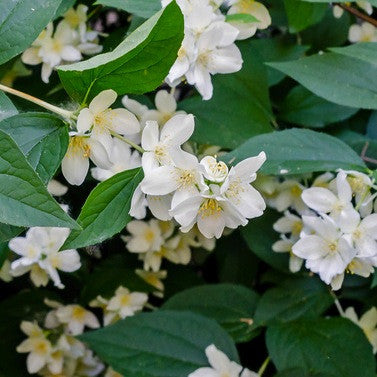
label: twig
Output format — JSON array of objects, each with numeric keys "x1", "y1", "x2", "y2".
[
  {"x1": 257, "y1": 357, "x2": 270, "y2": 377},
  {"x1": 333, "y1": 3, "x2": 377, "y2": 27},
  {"x1": 361, "y1": 142, "x2": 377, "y2": 165}
]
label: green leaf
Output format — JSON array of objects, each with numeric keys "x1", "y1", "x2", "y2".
[
  {"x1": 275, "y1": 369, "x2": 336, "y2": 377},
  {"x1": 267, "y1": 45, "x2": 377, "y2": 110},
  {"x1": 95, "y1": 0, "x2": 161, "y2": 18},
  {"x1": 226, "y1": 13, "x2": 259, "y2": 23},
  {"x1": 162, "y1": 284, "x2": 259, "y2": 343},
  {"x1": 0, "y1": 0, "x2": 62, "y2": 65},
  {"x1": 224, "y1": 128, "x2": 366, "y2": 175},
  {"x1": 80, "y1": 310, "x2": 239, "y2": 377},
  {"x1": 254, "y1": 277, "x2": 333, "y2": 326},
  {"x1": 0, "y1": 129, "x2": 78, "y2": 229},
  {"x1": 248, "y1": 37, "x2": 309, "y2": 86},
  {"x1": 283, "y1": 0, "x2": 327, "y2": 32},
  {"x1": 58, "y1": 2, "x2": 184, "y2": 102},
  {"x1": 0, "y1": 92, "x2": 17, "y2": 122},
  {"x1": 180, "y1": 40, "x2": 274, "y2": 149},
  {"x1": 241, "y1": 209, "x2": 289, "y2": 272},
  {"x1": 278, "y1": 86, "x2": 358, "y2": 128},
  {"x1": 302, "y1": 0, "x2": 377, "y2": 4},
  {"x1": 0, "y1": 113, "x2": 68, "y2": 183},
  {"x1": 54, "y1": 0, "x2": 76, "y2": 18},
  {"x1": 63, "y1": 168, "x2": 143, "y2": 249},
  {"x1": 0, "y1": 223, "x2": 23, "y2": 243},
  {"x1": 266, "y1": 318, "x2": 376, "y2": 376}
]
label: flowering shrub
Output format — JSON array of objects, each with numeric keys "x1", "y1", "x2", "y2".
[{"x1": 1, "y1": 0, "x2": 377, "y2": 376}]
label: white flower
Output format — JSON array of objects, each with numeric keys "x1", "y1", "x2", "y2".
[
  {"x1": 292, "y1": 215, "x2": 356, "y2": 285},
  {"x1": 104, "y1": 286, "x2": 148, "y2": 324},
  {"x1": 186, "y1": 21, "x2": 242, "y2": 100},
  {"x1": 273, "y1": 211, "x2": 303, "y2": 238},
  {"x1": 22, "y1": 22, "x2": 82, "y2": 83},
  {"x1": 271, "y1": 179, "x2": 307, "y2": 214},
  {"x1": 0, "y1": 259, "x2": 13, "y2": 282},
  {"x1": 344, "y1": 307, "x2": 377, "y2": 353},
  {"x1": 227, "y1": 0, "x2": 271, "y2": 40},
  {"x1": 222, "y1": 152, "x2": 266, "y2": 219},
  {"x1": 62, "y1": 5, "x2": 88, "y2": 29},
  {"x1": 91, "y1": 138, "x2": 141, "y2": 181},
  {"x1": 200, "y1": 156, "x2": 229, "y2": 182},
  {"x1": 17, "y1": 322, "x2": 52, "y2": 374},
  {"x1": 302, "y1": 170, "x2": 354, "y2": 223},
  {"x1": 188, "y1": 344, "x2": 245, "y2": 377},
  {"x1": 77, "y1": 89, "x2": 140, "y2": 153},
  {"x1": 141, "y1": 114, "x2": 195, "y2": 173},
  {"x1": 9, "y1": 227, "x2": 81, "y2": 289},
  {"x1": 170, "y1": 187, "x2": 247, "y2": 239},
  {"x1": 349, "y1": 22, "x2": 377, "y2": 43},
  {"x1": 122, "y1": 95, "x2": 149, "y2": 119},
  {"x1": 140, "y1": 90, "x2": 186, "y2": 126},
  {"x1": 135, "y1": 269, "x2": 167, "y2": 292},
  {"x1": 61, "y1": 133, "x2": 111, "y2": 186},
  {"x1": 54, "y1": 304, "x2": 100, "y2": 335},
  {"x1": 141, "y1": 152, "x2": 203, "y2": 208},
  {"x1": 125, "y1": 219, "x2": 164, "y2": 253}
]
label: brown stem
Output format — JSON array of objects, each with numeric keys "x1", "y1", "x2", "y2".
[
  {"x1": 334, "y1": 3, "x2": 377, "y2": 27},
  {"x1": 361, "y1": 141, "x2": 377, "y2": 165}
]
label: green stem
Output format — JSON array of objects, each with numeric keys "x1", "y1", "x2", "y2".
[
  {"x1": 257, "y1": 357, "x2": 270, "y2": 376},
  {"x1": 110, "y1": 131, "x2": 145, "y2": 154},
  {"x1": 0, "y1": 84, "x2": 76, "y2": 121},
  {"x1": 330, "y1": 291, "x2": 345, "y2": 316}
]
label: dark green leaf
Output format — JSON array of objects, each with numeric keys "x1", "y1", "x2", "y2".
[
  {"x1": 0, "y1": 0, "x2": 62, "y2": 64},
  {"x1": 249, "y1": 36, "x2": 309, "y2": 86},
  {"x1": 180, "y1": 40, "x2": 274, "y2": 149},
  {"x1": 267, "y1": 318, "x2": 376, "y2": 376},
  {"x1": 0, "y1": 129, "x2": 78, "y2": 229},
  {"x1": 0, "y1": 113, "x2": 68, "y2": 183},
  {"x1": 241, "y1": 209, "x2": 289, "y2": 271},
  {"x1": 63, "y1": 168, "x2": 143, "y2": 249},
  {"x1": 283, "y1": 0, "x2": 327, "y2": 32},
  {"x1": 0, "y1": 92, "x2": 17, "y2": 122},
  {"x1": 275, "y1": 369, "x2": 336, "y2": 377},
  {"x1": 0, "y1": 223, "x2": 23, "y2": 243},
  {"x1": 224, "y1": 128, "x2": 366, "y2": 175},
  {"x1": 254, "y1": 276, "x2": 333, "y2": 326},
  {"x1": 279, "y1": 86, "x2": 358, "y2": 128},
  {"x1": 95, "y1": 0, "x2": 161, "y2": 18},
  {"x1": 162, "y1": 284, "x2": 259, "y2": 342},
  {"x1": 267, "y1": 45, "x2": 377, "y2": 109},
  {"x1": 58, "y1": 2, "x2": 184, "y2": 102},
  {"x1": 302, "y1": 0, "x2": 377, "y2": 4},
  {"x1": 80, "y1": 310, "x2": 239, "y2": 377}
]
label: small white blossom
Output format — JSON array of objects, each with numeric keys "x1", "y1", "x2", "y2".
[
  {"x1": 349, "y1": 22, "x2": 377, "y2": 43},
  {"x1": 9, "y1": 227, "x2": 81, "y2": 289}
]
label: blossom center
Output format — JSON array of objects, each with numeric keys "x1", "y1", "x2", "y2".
[
  {"x1": 72, "y1": 306, "x2": 86, "y2": 321},
  {"x1": 69, "y1": 137, "x2": 91, "y2": 158},
  {"x1": 34, "y1": 339, "x2": 50, "y2": 355},
  {"x1": 120, "y1": 294, "x2": 131, "y2": 306},
  {"x1": 177, "y1": 170, "x2": 196, "y2": 189},
  {"x1": 328, "y1": 242, "x2": 338, "y2": 253},
  {"x1": 144, "y1": 229, "x2": 156, "y2": 243},
  {"x1": 290, "y1": 185, "x2": 302, "y2": 197},
  {"x1": 199, "y1": 199, "x2": 222, "y2": 218}
]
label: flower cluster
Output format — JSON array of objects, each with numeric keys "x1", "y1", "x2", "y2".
[
  {"x1": 271, "y1": 170, "x2": 377, "y2": 290},
  {"x1": 123, "y1": 219, "x2": 215, "y2": 273},
  {"x1": 162, "y1": 0, "x2": 271, "y2": 100},
  {"x1": 334, "y1": 1, "x2": 372, "y2": 19},
  {"x1": 349, "y1": 22, "x2": 377, "y2": 43},
  {"x1": 188, "y1": 344, "x2": 258, "y2": 377},
  {"x1": 130, "y1": 112, "x2": 266, "y2": 239},
  {"x1": 62, "y1": 89, "x2": 141, "y2": 185},
  {"x1": 22, "y1": 5, "x2": 103, "y2": 83},
  {"x1": 17, "y1": 300, "x2": 103, "y2": 376},
  {"x1": 8, "y1": 226, "x2": 81, "y2": 289},
  {"x1": 90, "y1": 286, "x2": 148, "y2": 326}
]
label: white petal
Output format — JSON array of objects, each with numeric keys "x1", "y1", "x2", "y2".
[
  {"x1": 61, "y1": 46, "x2": 82, "y2": 62},
  {"x1": 22, "y1": 47, "x2": 42, "y2": 65},
  {"x1": 110, "y1": 108, "x2": 141, "y2": 135},
  {"x1": 55, "y1": 249, "x2": 81, "y2": 272},
  {"x1": 208, "y1": 45, "x2": 243, "y2": 74},
  {"x1": 147, "y1": 195, "x2": 172, "y2": 221},
  {"x1": 61, "y1": 151, "x2": 89, "y2": 186},
  {"x1": 197, "y1": 211, "x2": 226, "y2": 239},
  {"x1": 142, "y1": 121, "x2": 159, "y2": 150},
  {"x1": 302, "y1": 187, "x2": 337, "y2": 213},
  {"x1": 292, "y1": 236, "x2": 328, "y2": 259},
  {"x1": 41, "y1": 63, "x2": 53, "y2": 83},
  {"x1": 141, "y1": 166, "x2": 178, "y2": 195},
  {"x1": 234, "y1": 152, "x2": 266, "y2": 182},
  {"x1": 27, "y1": 353, "x2": 47, "y2": 374},
  {"x1": 77, "y1": 108, "x2": 94, "y2": 133},
  {"x1": 336, "y1": 170, "x2": 352, "y2": 203},
  {"x1": 88, "y1": 138, "x2": 112, "y2": 169},
  {"x1": 170, "y1": 196, "x2": 203, "y2": 228},
  {"x1": 89, "y1": 89, "x2": 117, "y2": 113},
  {"x1": 155, "y1": 90, "x2": 177, "y2": 113},
  {"x1": 160, "y1": 114, "x2": 195, "y2": 146}
]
